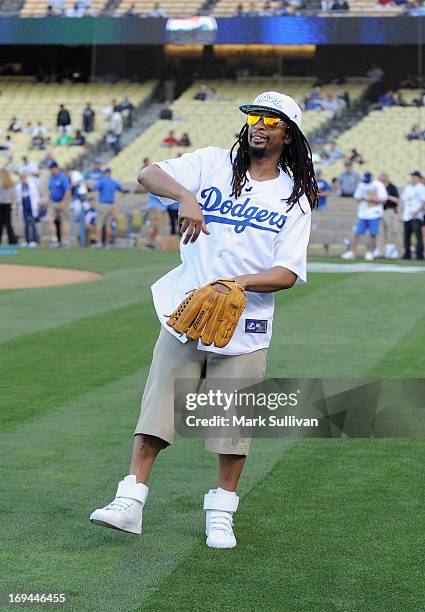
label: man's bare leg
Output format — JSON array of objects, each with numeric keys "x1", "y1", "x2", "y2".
[
  {"x1": 217, "y1": 453, "x2": 246, "y2": 491},
  {"x1": 130, "y1": 434, "x2": 167, "y2": 484}
]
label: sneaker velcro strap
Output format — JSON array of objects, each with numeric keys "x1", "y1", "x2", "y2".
[
  {"x1": 203, "y1": 492, "x2": 239, "y2": 513},
  {"x1": 116, "y1": 480, "x2": 149, "y2": 504}
]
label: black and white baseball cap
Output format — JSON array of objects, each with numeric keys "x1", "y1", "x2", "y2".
[{"x1": 239, "y1": 91, "x2": 302, "y2": 129}]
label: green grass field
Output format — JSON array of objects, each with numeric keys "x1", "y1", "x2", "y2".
[{"x1": 2, "y1": 250, "x2": 425, "y2": 612}]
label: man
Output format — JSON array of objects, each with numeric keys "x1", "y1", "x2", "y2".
[
  {"x1": 82, "y1": 102, "x2": 95, "y2": 133},
  {"x1": 338, "y1": 161, "x2": 360, "y2": 197},
  {"x1": 93, "y1": 168, "x2": 125, "y2": 246},
  {"x1": 47, "y1": 162, "x2": 71, "y2": 247},
  {"x1": 117, "y1": 96, "x2": 134, "y2": 128},
  {"x1": 342, "y1": 171, "x2": 387, "y2": 260},
  {"x1": 108, "y1": 107, "x2": 123, "y2": 155},
  {"x1": 56, "y1": 104, "x2": 72, "y2": 133},
  {"x1": 378, "y1": 173, "x2": 401, "y2": 259},
  {"x1": 90, "y1": 91, "x2": 317, "y2": 548},
  {"x1": 401, "y1": 171, "x2": 425, "y2": 260},
  {"x1": 84, "y1": 160, "x2": 104, "y2": 184},
  {"x1": 326, "y1": 141, "x2": 344, "y2": 161},
  {"x1": 40, "y1": 151, "x2": 58, "y2": 170},
  {"x1": 316, "y1": 168, "x2": 332, "y2": 210}
]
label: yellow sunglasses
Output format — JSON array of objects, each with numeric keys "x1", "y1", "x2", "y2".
[{"x1": 247, "y1": 113, "x2": 287, "y2": 129}]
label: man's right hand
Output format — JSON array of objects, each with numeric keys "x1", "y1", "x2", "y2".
[{"x1": 178, "y1": 193, "x2": 210, "y2": 244}]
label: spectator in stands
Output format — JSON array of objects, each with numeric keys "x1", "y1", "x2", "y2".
[
  {"x1": 108, "y1": 106, "x2": 123, "y2": 155},
  {"x1": 405, "y1": 0, "x2": 425, "y2": 15},
  {"x1": 235, "y1": 2, "x2": 246, "y2": 15},
  {"x1": 366, "y1": 63, "x2": 384, "y2": 84},
  {"x1": 396, "y1": 92, "x2": 409, "y2": 106},
  {"x1": 331, "y1": 0, "x2": 349, "y2": 10},
  {"x1": 56, "y1": 128, "x2": 73, "y2": 147},
  {"x1": 321, "y1": 93, "x2": 340, "y2": 117},
  {"x1": 305, "y1": 88, "x2": 323, "y2": 110},
  {"x1": 193, "y1": 84, "x2": 209, "y2": 101},
  {"x1": 23, "y1": 122, "x2": 33, "y2": 134},
  {"x1": 32, "y1": 121, "x2": 48, "y2": 139},
  {"x1": 326, "y1": 141, "x2": 344, "y2": 161},
  {"x1": 207, "y1": 87, "x2": 219, "y2": 101},
  {"x1": 18, "y1": 156, "x2": 38, "y2": 176},
  {"x1": 124, "y1": 3, "x2": 138, "y2": 15},
  {"x1": 30, "y1": 133, "x2": 46, "y2": 151},
  {"x1": 378, "y1": 90, "x2": 396, "y2": 107},
  {"x1": 159, "y1": 103, "x2": 173, "y2": 120},
  {"x1": 16, "y1": 172, "x2": 40, "y2": 247},
  {"x1": 376, "y1": 0, "x2": 393, "y2": 7},
  {"x1": 148, "y1": 2, "x2": 167, "y2": 16},
  {"x1": 331, "y1": 177, "x2": 340, "y2": 195},
  {"x1": 144, "y1": 193, "x2": 167, "y2": 250},
  {"x1": 178, "y1": 133, "x2": 191, "y2": 147},
  {"x1": 316, "y1": 169, "x2": 332, "y2": 210},
  {"x1": 117, "y1": 96, "x2": 135, "y2": 128},
  {"x1": 93, "y1": 168, "x2": 126, "y2": 247},
  {"x1": 47, "y1": 162, "x2": 71, "y2": 247},
  {"x1": 348, "y1": 148, "x2": 364, "y2": 164},
  {"x1": 8, "y1": 117, "x2": 22, "y2": 133},
  {"x1": 378, "y1": 173, "x2": 401, "y2": 259},
  {"x1": 162, "y1": 131, "x2": 178, "y2": 147},
  {"x1": 338, "y1": 91, "x2": 351, "y2": 108},
  {"x1": 247, "y1": 0, "x2": 259, "y2": 15},
  {"x1": 0, "y1": 135, "x2": 15, "y2": 151},
  {"x1": 71, "y1": 129, "x2": 86, "y2": 146},
  {"x1": 102, "y1": 99, "x2": 117, "y2": 120},
  {"x1": 40, "y1": 151, "x2": 58, "y2": 170},
  {"x1": 406, "y1": 123, "x2": 424, "y2": 141},
  {"x1": 82, "y1": 102, "x2": 95, "y2": 133},
  {"x1": 84, "y1": 160, "x2": 104, "y2": 183},
  {"x1": 260, "y1": 0, "x2": 275, "y2": 15},
  {"x1": 49, "y1": 0, "x2": 64, "y2": 14},
  {"x1": 338, "y1": 162, "x2": 360, "y2": 197},
  {"x1": 57, "y1": 104, "x2": 72, "y2": 132},
  {"x1": 0, "y1": 168, "x2": 17, "y2": 245},
  {"x1": 342, "y1": 171, "x2": 387, "y2": 261},
  {"x1": 401, "y1": 171, "x2": 425, "y2": 260}
]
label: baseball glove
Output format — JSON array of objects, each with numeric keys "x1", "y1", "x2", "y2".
[{"x1": 166, "y1": 279, "x2": 247, "y2": 348}]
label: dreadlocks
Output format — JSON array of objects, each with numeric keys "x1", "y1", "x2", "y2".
[{"x1": 230, "y1": 123, "x2": 319, "y2": 211}]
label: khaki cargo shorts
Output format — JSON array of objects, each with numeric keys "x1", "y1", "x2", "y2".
[
  {"x1": 135, "y1": 327, "x2": 267, "y2": 456},
  {"x1": 49, "y1": 201, "x2": 70, "y2": 223},
  {"x1": 146, "y1": 208, "x2": 166, "y2": 231},
  {"x1": 97, "y1": 204, "x2": 115, "y2": 228}
]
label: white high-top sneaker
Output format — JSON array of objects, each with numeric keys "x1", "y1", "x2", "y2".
[
  {"x1": 204, "y1": 488, "x2": 239, "y2": 549},
  {"x1": 89, "y1": 475, "x2": 148, "y2": 535}
]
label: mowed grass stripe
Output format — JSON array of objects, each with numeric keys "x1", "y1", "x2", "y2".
[
  {"x1": 366, "y1": 309, "x2": 425, "y2": 378},
  {"x1": 139, "y1": 438, "x2": 425, "y2": 612},
  {"x1": 0, "y1": 300, "x2": 158, "y2": 430},
  {"x1": 270, "y1": 272, "x2": 425, "y2": 378}
]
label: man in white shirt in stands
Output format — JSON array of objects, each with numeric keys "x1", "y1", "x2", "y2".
[
  {"x1": 90, "y1": 91, "x2": 317, "y2": 549},
  {"x1": 401, "y1": 170, "x2": 425, "y2": 260},
  {"x1": 342, "y1": 171, "x2": 387, "y2": 261}
]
